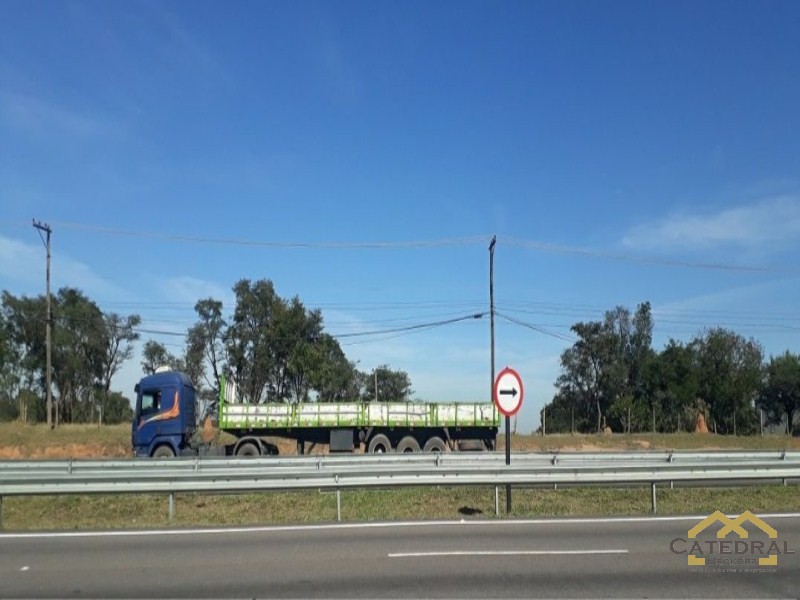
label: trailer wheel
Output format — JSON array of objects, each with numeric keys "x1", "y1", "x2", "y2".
[
  {"x1": 422, "y1": 437, "x2": 447, "y2": 453},
  {"x1": 396, "y1": 436, "x2": 420, "y2": 453},
  {"x1": 236, "y1": 442, "x2": 261, "y2": 457},
  {"x1": 152, "y1": 445, "x2": 175, "y2": 458},
  {"x1": 366, "y1": 434, "x2": 393, "y2": 453}
]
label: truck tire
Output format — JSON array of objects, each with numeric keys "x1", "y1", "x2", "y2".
[
  {"x1": 422, "y1": 437, "x2": 447, "y2": 453},
  {"x1": 366, "y1": 434, "x2": 393, "y2": 453},
  {"x1": 152, "y1": 445, "x2": 175, "y2": 458},
  {"x1": 236, "y1": 442, "x2": 261, "y2": 457},
  {"x1": 396, "y1": 436, "x2": 420, "y2": 453}
]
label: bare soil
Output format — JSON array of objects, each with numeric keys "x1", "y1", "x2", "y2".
[{"x1": 1, "y1": 422, "x2": 797, "y2": 459}]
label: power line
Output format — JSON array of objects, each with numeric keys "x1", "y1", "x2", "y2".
[
  {"x1": 51, "y1": 221, "x2": 490, "y2": 249},
  {"x1": 29, "y1": 219, "x2": 794, "y2": 272},
  {"x1": 127, "y1": 312, "x2": 487, "y2": 343},
  {"x1": 495, "y1": 311, "x2": 576, "y2": 343},
  {"x1": 333, "y1": 312, "x2": 486, "y2": 338},
  {"x1": 501, "y1": 236, "x2": 794, "y2": 273}
]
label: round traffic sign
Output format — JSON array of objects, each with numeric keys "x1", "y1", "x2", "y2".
[{"x1": 493, "y1": 367, "x2": 524, "y2": 417}]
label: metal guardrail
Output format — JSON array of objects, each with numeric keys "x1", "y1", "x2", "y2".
[
  {"x1": 2, "y1": 450, "x2": 798, "y2": 473},
  {"x1": 1, "y1": 451, "x2": 798, "y2": 524}
]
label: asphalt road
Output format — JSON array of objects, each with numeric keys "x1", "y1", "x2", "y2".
[{"x1": 1, "y1": 515, "x2": 799, "y2": 598}]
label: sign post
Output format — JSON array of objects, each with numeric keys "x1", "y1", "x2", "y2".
[{"x1": 493, "y1": 367, "x2": 523, "y2": 514}]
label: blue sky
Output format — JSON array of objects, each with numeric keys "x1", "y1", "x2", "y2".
[{"x1": 1, "y1": 0, "x2": 799, "y2": 433}]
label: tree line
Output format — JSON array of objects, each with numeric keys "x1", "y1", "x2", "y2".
[
  {"x1": 0, "y1": 288, "x2": 139, "y2": 424},
  {"x1": 0, "y1": 279, "x2": 412, "y2": 425},
  {"x1": 139, "y1": 279, "x2": 413, "y2": 408},
  {"x1": 4, "y1": 284, "x2": 797, "y2": 435},
  {"x1": 546, "y1": 302, "x2": 800, "y2": 436}
]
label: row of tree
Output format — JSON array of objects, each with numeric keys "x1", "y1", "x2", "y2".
[
  {"x1": 546, "y1": 302, "x2": 800, "y2": 435},
  {"x1": 139, "y1": 279, "x2": 413, "y2": 408},
  {"x1": 0, "y1": 289, "x2": 139, "y2": 424},
  {"x1": 4, "y1": 285, "x2": 797, "y2": 435},
  {"x1": 0, "y1": 279, "x2": 413, "y2": 425}
]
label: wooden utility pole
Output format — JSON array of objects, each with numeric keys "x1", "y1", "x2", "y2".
[
  {"x1": 489, "y1": 236, "x2": 496, "y2": 406},
  {"x1": 488, "y1": 236, "x2": 509, "y2": 511},
  {"x1": 32, "y1": 219, "x2": 53, "y2": 428}
]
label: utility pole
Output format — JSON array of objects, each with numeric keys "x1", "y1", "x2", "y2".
[
  {"x1": 488, "y1": 236, "x2": 510, "y2": 512},
  {"x1": 32, "y1": 219, "x2": 53, "y2": 428},
  {"x1": 489, "y1": 236, "x2": 496, "y2": 403}
]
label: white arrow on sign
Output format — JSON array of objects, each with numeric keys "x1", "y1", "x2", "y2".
[{"x1": 493, "y1": 367, "x2": 524, "y2": 417}]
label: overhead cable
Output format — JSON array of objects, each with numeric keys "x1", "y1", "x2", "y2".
[{"x1": 51, "y1": 221, "x2": 490, "y2": 249}]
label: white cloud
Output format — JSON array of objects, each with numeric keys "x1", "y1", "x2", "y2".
[
  {"x1": 0, "y1": 234, "x2": 126, "y2": 298},
  {"x1": 622, "y1": 196, "x2": 800, "y2": 251},
  {"x1": 161, "y1": 276, "x2": 234, "y2": 306}
]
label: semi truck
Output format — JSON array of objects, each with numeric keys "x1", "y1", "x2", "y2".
[{"x1": 131, "y1": 369, "x2": 499, "y2": 458}]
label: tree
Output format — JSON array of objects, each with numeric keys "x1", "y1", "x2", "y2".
[
  {"x1": 226, "y1": 279, "x2": 282, "y2": 403},
  {"x1": 364, "y1": 365, "x2": 414, "y2": 402},
  {"x1": 99, "y1": 313, "x2": 140, "y2": 424},
  {"x1": 51, "y1": 288, "x2": 106, "y2": 425},
  {"x1": 554, "y1": 302, "x2": 656, "y2": 433},
  {"x1": 544, "y1": 384, "x2": 587, "y2": 433},
  {"x1": 103, "y1": 391, "x2": 134, "y2": 424},
  {"x1": 183, "y1": 324, "x2": 207, "y2": 388},
  {"x1": 759, "y1": 352, "x2": 800, "y2": 435},
  {"x1": 692, "y1": 328, "x2": 763, "y2": 435},
  {"x1": 279, "y1": 297, "x2": 324, "y2": 403},
  {"x1": 644, "y1": 340, "x2": 699, "y2": 432},
  {"x1": 308, "y1": 334, "x2": 360, "y2": 402},
  {"x1": 225, "y1": 280, "x2": 328, "y2": 404},
  {"x1": 556, "y1": 319, "x2": 620, "y2": 433},
  {"x1": 141, "y1": 340, "x2": 179, "y2": 375},
  {"x1": 0, "y1": 307, "x2": 24, "y2": 421},
  {"x1": 1, "y1": 292, "x2": 47, "y2": 402},
  {"x1": 189, "y1": 298, "x2": 226, "y2": 391}
]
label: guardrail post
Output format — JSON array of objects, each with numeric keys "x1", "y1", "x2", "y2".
[
  {"x1": 336, "y1": 489, "x2": 342, "y2": 522},
  {"x1": 651, "y1": 483, "x2": 657, "y2": 514},
  {"x1": 0, "y1": 495, "x2": 3, "y2": 530},
  {"x1": 168, "y1": 493, "x2": 175, "y2": 524},
  {"x1": 668, "y1": 454, "x2": 673, "y2": 489},
  {"x1": 782, "y1": 451, "x2": 787, "y2": 486}
]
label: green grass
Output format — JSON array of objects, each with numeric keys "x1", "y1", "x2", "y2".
[{"x1": 3, "y1": 485, "x2": 798, "y2": 531}]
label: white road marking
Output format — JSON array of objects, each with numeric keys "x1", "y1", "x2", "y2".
[
  {"x1": 0, "y1": 513, "x2": 798, "y2": 540},
  {"x1": 389, "y1": 549, "x2": 629, "y2": 558},
  {"x1": 20, "y1": 566, "x2": 29, "y2": 571}
]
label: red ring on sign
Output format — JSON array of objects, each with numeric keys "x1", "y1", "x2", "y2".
[{"x1": 493, "y1": 366, "x2": 523, "y2": 417}]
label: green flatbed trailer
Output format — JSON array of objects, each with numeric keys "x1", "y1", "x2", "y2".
[{"x1": 218, "y1": 375, "x2": 499, "y2": 455}]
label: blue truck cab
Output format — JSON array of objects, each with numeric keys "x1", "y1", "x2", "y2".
[{"x1": 132, "y1": 370, "x2": 196, "y2": 457}]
